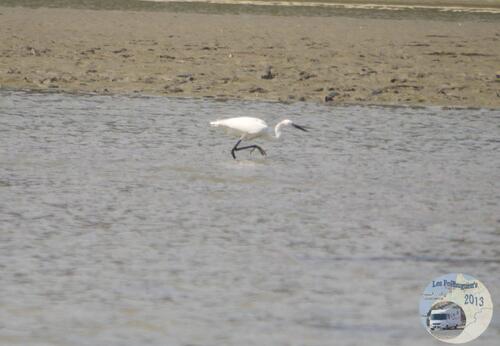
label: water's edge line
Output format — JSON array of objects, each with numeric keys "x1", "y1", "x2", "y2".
[
  {"x1": 2, "y1": 87, "x2": 496, "y2": 111},
  {"x1": 142, "y1": 0, "x2": 500, "y2": 14}
]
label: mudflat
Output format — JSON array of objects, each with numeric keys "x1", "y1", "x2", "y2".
[{"x1": 1, "y1": 5, "x2": 499, "y2": 107}]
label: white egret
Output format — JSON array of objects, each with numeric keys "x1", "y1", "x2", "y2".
[{"x1": 210, "y1": 116, "x2": 308, "y2": 159}]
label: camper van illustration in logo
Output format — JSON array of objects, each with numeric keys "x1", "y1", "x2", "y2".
[
  {"x1": 427, "y1": 301, "x2": 465, "y2": 336},
  {"x1": 419, "y1": 273, "x2": 493, "y2": 343}
]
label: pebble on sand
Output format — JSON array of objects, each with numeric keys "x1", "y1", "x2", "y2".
[
  {"x1": 324, "y1": 91, "x2": 339, "y2": 102},
  {"x1": 261, "y1": 66, "x2": 275, "y2": 80}
]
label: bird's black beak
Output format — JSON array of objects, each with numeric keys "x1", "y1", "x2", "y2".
[{"x1": 292, "y1": 123, "x2": 308, "y2": 132}]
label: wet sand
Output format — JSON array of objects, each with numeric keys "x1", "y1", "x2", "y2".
[{"x1": 0, "y1": 6, "x2": 499, "y2": 108}]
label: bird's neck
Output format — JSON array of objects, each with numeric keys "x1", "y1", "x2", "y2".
[{"x1": 274, "y1": 121, "x2": 286, "y2": 139}]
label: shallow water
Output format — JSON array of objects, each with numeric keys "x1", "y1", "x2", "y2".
[
  {"x1": 0, "y1": 91, "x2": 499, "y2": 345},
  {"x1": 3, "y1": 0, "x2": 500, "y2": 21}
]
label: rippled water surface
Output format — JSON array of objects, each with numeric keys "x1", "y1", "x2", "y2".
[{"x1": 0, "y1": 91, "x2": 499, "y2": 345}]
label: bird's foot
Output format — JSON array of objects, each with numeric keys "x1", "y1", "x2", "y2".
[{"x1": 250, "y1": 147, "x2": 266, "y2": 156}]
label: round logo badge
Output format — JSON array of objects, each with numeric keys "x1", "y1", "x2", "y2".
[{"x1": 419, "y1": 273, "x2": 493, "y2": 343}]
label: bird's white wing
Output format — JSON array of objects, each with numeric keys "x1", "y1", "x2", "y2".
[{"x1": 210, "y1": 117, "x2": 268, "y2": 135}]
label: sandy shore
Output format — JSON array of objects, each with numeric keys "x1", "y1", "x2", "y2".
[{"x1": 0, "y1": 6, "x2": 499, "y2": 108}]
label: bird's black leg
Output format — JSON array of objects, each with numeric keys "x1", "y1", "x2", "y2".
[
  {"x1": 230, "y1": 139, "x2": 266, "y2": 159},
  {"x1": 231, "y1": 139, "x2": 242, "y2": 159},
  {"x1": 237, "y1": 144, "x2": 266, "y2": 156}
]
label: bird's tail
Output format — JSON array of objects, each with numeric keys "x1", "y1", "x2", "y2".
[{"x1": 210, "y1": 120, "x2": 222, "y2": 127}]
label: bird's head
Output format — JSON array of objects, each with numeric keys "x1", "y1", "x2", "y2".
[
  {"x1": 275, "y1": 119, "x2": 308, "y2": 138},
  {"x1": 281, "y1": 119, "x2": 308, "y2": 131}
]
